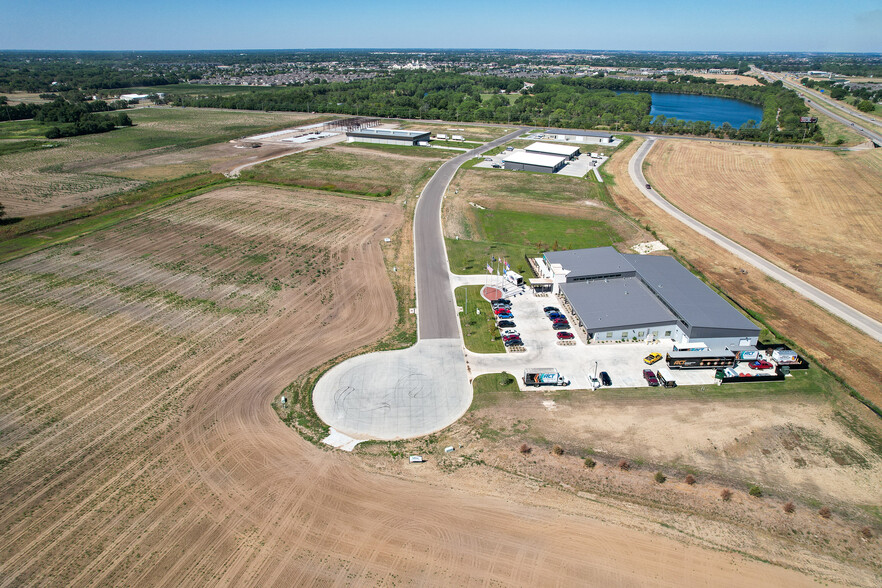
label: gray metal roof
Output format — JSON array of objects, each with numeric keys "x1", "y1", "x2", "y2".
[
  {"x1": 502, "y1": 151, "x2": 567, "y2": 167},
  {"x1": 544, "y1": 247, "x2": 635, "y2": 278},
  {"x1": 545, "y1": 129, "x2": 613, "y2": 138},
  {"x1": 561, "y1": 278, "x2": 677, "y2": 332},
  {"x1": 624, "y1": 254, "x2": 758, "y2": 333}
]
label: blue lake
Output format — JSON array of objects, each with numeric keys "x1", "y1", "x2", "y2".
[{"x1": 649, "y1": 92, "x2": 763, "y2": 127}]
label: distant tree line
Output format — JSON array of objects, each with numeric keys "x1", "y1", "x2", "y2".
[
  {"x1": 800, "y1": 78, "x2": 881, "y2": 112},
  {"x1": 0, "y1": 94, "x2": 132, "y2": 138},
  {"x1": 168, "y1": 72, "x2": 817, "y2": 142}
]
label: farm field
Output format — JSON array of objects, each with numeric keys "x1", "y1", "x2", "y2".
[
  {"x1": 0, "y1": 181, "x2": 830, "y2": 586},
  {"x1": 240, "y1": 143, "x2": 448, "y2": 199},
  {"x1": 690, "y1": 73, "x2": 763, "y2": 86},
  {"x1": 644, "y1": 140, "x2": 882, "y2": 322},
  {"x1": 606, "y1": 137, "x2": 882, "y2": 402},
  {"x1": 0, "y1": 107, "x2": 327, "y2": 217}
]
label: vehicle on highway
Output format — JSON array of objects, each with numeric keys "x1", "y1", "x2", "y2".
[
  {"x1": 552, "y1": 322, "x2": 570, "y2": 330},
  {"x1": 645, "y1": 183, "x2": 651, "y2": 189},
  {"x1": 496, "y1": 320, "x2": 516, "y2": 328},
  {"x1": 556, "y1": 332, "x2": 574, "y2": 340},
  {"x1": 644, "y1": 352, "x2": 662, "y2": 365},
  {"x1": 500, "y1": 328, "x2": 519, "y2": 337},
  {"x1": 749, "y1": 360, "x2": 774, "y2": 370},
  {"x1": 504, "y1": 338, "x2": 523, "y2": 347},
  {"x1": 643, "y1": 369, "x2": 660, "y2": 387},
  {"x1": 600, "y1": 371, "x2": 612, "y2": 387}
]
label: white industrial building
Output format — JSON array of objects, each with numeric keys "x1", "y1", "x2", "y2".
[
  {"x1": 502, "y1": 151, "x2": 567, "y2": 173},
  {"x1": 345, "y1": 128, "x2": 431, "y2": 146},
  {"x1": 536, "y1": 247, "x2": 760, "y2": 350},
  {"x1": 542, "y1": 129, "x2": 616, "y2": 144},
  {"x1": 525, "y1": 142, "x2": 581, "y2": 160}
]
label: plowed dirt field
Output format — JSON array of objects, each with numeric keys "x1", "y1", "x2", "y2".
[{"x1": 0, "y1": 183, "x2": 826, "y2": 586}]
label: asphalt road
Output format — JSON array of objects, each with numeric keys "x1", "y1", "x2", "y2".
[
  {"x1": 414, "y1": 128, "x2": 526, "y2": 339},
  {"x1": 630, "y1": 137, "x2": 882, "y2": 343}
]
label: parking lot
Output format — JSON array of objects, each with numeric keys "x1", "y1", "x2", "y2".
[{"x1": 465, "y1": 287, "x2": 775, "y2": 390}]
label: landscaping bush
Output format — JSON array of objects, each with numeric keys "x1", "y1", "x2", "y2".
[
  {"x1": 783, "y1": 501, "x2": 795, "y2": 514},
  {"x1": 748, "y1": 485, "x2": 763, "y2": 498},
  {"x1": 617, "y1": 459, "x2": 630, "y2": 471},
  {"x1": 552, "y1": 444, "x2": 564, "y2": 456},
  {"x1": 720, "y1": 488, "x2": 732, "y2": 501},
  {"x1": 654, "y1": 471, "x2": 666, "y2": 484},
  {"x1": 519, "y1": 443, "x2": 531, "y2": 454},
  {"x1": 584, "y1": 457, "x2": 596, "y2": 468},
  {"x1": 818, "y1": 506, "x2": 831, "y2": 519},
  {"x1": 861, "y1": 527, "x2": 873, "y2": 539},
  {"x1": 684, "y1": 474, "x2": 696, "y2": 485}
]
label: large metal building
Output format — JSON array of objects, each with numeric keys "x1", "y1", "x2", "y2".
[
  {"x1": 345, "y1": 128, "x2": 430, "y2": 146},
  {"x1": 525, "y1": 142, "x2": 581, "y2": 160},
  {"x1": 542, "y1": 129, "x2": 615, "y2": 144},
  {"x1": 537, "y1": 247, "x2": 760, "y2": 349},
  {"x1": 502, "y1": 151, "x2": 567, "y2": 173}
]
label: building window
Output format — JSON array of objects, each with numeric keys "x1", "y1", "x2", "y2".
[
  {"x1": 606, "y1": 332, "x2": 613, "y2": 338},
  {"x1": 664, "y1": 330, "x2": 672, "y2": 337},
  {"x1": 637, "y1": 331, "x2": 645, "y2": 337},
  {"x1": 652, "y1": 331, "x2": 658, "y2": 338},
  {"x1": 621, "y1": 332, "x2": 628, "y2": 339}
]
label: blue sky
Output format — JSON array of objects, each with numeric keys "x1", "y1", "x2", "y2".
[{"x1": 2, "y1": 0, "x2": 880, "y2": 52}]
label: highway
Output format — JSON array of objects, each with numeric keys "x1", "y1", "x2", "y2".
[
  {"x1": 755, "y1": 69, "x2": 882, "y2": 146},
  {"x1": 414, "y1": 128, "x2": 526, "y2": 339},
  {"x1": 629, "y1": 137, "x2": 882, "y2": 343}
]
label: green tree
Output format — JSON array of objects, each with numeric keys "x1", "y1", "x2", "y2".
[
  {"x1": 0, "y1": 200, "x2": 5, "y2": 220},
  {"x1": 857, "y1": 100, "x2": 876, "y2": 113}
]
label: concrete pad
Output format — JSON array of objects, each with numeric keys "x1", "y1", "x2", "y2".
[
  {"x1": 322, "y1": 428, "x2": 363, "y2": 452},
  {"x1": 313, "y1": 339, "x2": 471, "y2": 440}
]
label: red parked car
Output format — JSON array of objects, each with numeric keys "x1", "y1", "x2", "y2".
[
  {"x1": 749, "y1": 360, "x2": 774, "y2": 370},
  {"x1": 643, "y1": 369, "x2": 659, "y2": 387},
  {"x1": 556, "y1": 332, "x2": 574, "y2": 340}
]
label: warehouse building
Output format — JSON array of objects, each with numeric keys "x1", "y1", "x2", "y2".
[
  {"x1": 345, "y1": 128, "x2": 430, "y2": 146},
  {"x1": 537, "y1": 247, "x2": 760, "y2": 349},
  {"x1": 525, "y1": 142, "x2": 581, "y2": 160},
  {"x1": 543, "y1": 129, "x2": 616, "y2": 144},
  {"x1": 502, "y1": 151, "x2": 567, "y2": 173}
]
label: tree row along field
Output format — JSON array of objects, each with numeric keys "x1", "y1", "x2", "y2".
[
  {"x1": 0, "y1": 185, "x2": 402, "y2": 585},
  {"x1": 644, "y1": 140, "x2": 882, "y2": 324}
]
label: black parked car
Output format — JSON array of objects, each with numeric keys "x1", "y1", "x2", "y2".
[
  {"x1": 496, "y1": 320, "x2": 516, "y2": 328},
  {"x1": 600, "y1": 371, "x2": 612, "y2": 387},
  {"x1": 543, "y1": 306, "x2": 560, "y2": 313},
  {"x1": 552, "y1": 322, "x2": 570, "y2": 330},
  {"x1": 503, "y1": 338, "x2": 523, "y2": 347}
]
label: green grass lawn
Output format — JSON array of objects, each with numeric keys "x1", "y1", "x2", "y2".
[
  {"x1": 454, "y1": 285, "x2": 506, "y2": 353},
  {"x1": 480, "y1": 93, "x2": 519, "y2": 105},
  {"x1": 0, "y1": 119, "x2": 56, "y2": 140},
  {"x1": 431, "y1": 139, "x2": 482, "y2": 149},
  {"x1": 470, "y1": 372, "x2": 523, "y2": 411},
  {"x1": 446, "y1": 207, "x2": 622, "y2": 274},
  {"x1": 346, "y1": 142, "x2": 461, "y2": 158}
]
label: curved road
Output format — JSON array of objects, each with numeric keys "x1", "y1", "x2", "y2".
[
  {"x1": 630, "y1": 137, "x2": 882, "y2": 343},
  {"x1": 415, "y1": 128, "x2": 527, "y2": 338}
]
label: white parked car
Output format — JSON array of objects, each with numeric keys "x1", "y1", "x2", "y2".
[
  {"x1": 500, "y1": 328, "x2": 519, "y2": 337},
  {"x1": 589, "y1": 376, "x2": 601, "y2": 390}
]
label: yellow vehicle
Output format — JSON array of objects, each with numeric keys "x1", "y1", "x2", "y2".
[{"x1": 643, "y1": 353, "x2": 662, "y2": 365}]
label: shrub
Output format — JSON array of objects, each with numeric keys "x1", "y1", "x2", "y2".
[
  {"x1": 748, "y1": 485, "x2": 763, "y2": 498},
  {"x1": 519, "y1": 443, "x2": 531, "y2": 454},
  {"x1": 552, "y1": 444, "x2": 564, "y2": 456},
  {"x1": 861, "y1": 527, "x2": 873, "y2": 539},
  {"x1": 818, "y1": 506, "x2": 831, "y2": 519},
  {"x1": 720, "y1": 488, "x2": 732, "y2": 501},
  {"x1": 654, "y1": 471, "x2": 666, "y2": 484},
  {"x1": 617, "y1": 459, "x2": 630, "y2": 471},
  {"x1": 584, "y1": 457, "x2": 596, "y2": 468},
  {"x1": 783, "y1": 501, "x2": 795, "y2": 514},
  {"x1": 684, "y1": 474, "x2": 696, "y2": 485}
]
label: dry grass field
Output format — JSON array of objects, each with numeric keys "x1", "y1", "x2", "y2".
[
  {"x1": 690, "y1": 73, "x2": 763, "y2": 86},
  {"x1": 0, "y1": 108, "x2": 325, "y2": 217},
  {"x1": 396, "y1": 120, "x2": 514, "y2": 142},
  {"x1": 645, "y1": 141, "x2": 882, "y2": 322},
  {"x1": 607, "y1": 137, "x2": 882, "y2": 402},
  {"x1": 0, "y1": 181, "x2": 830, "y2": 587}
]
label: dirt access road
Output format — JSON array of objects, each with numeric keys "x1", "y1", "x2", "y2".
[
  {"x1": 630, "y1": 138, "x2": 882, "y2": 343},
  {"x1": 0, "y1": 182, "x2": 827, "y2": 585}
]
